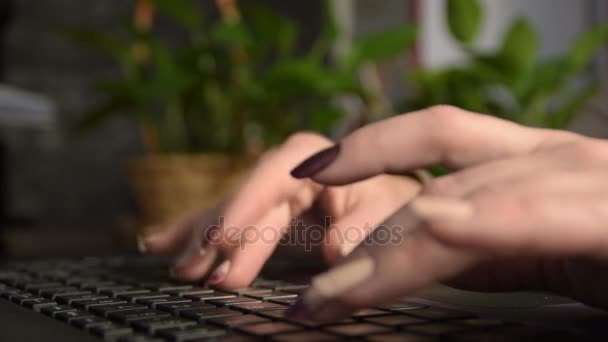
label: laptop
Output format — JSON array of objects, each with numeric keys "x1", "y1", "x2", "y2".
[{"x1": 0, "y1": 255, "x2": 606, "y2": 341}]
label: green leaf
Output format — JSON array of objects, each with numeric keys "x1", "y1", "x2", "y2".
[
  {"x1": 152, "y1": 0, "x2": 204, "y2": 33},
  {"x1": 446, "y1": 0, "x2": 482, "y2": 45},
  {"x1": 550, "y1": 85, "x2": 599, "y2": 128},
  {"x1": 242, "y1": 4, "x2": 298, "y2": 58},
  {"x1": 345, "y1": 26, "x2": 416, "y2": 70},
  {"x1": 499, "y1": 17, "x2": 538, "y2": 71},
  {"x1": 566, "y1": 24, "x2": 608, "y2": 74},
  {"x1": 211, "y1": 22, "x2": 254, "y2": 48},
  {"x1": 309, "y1": 0, "x2": 340, "y2": 59}
]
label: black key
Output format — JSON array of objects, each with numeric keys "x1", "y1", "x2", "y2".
[
  {"x1": 244, "y1": 292, "x2": 297, "y2": 301},
  {"x1": 206, "y1": 296, "x2": 261, "y2": 306},
  {"x1": 209, "y1": 314, "x2": 269, "y2": 328},
  {"x1": 91, "y1": 303, "x2": 147, "y2": 317},
  {"x1": 41, "y1": 305, "x2": 77, "y2": 317},
  {"x1": 82, "y1": 280, "x2": 117, "y2": 291},
  {"x1": 229, "y1": 302, "x2": 285, "y2": 313},
  {"x1": 150, "y1": 284, "x2": 192, "y2": 293},
  {"x1": 119, "y1": 291, "x2": 169, "y2": 303},
  {"x1": 405, "y1": 308, "x2": 473, "y2": 320},
  {"x1": 224, "y1": 287, "x2": 273, "y2": 296},
  {"x1": 95, "y1": 285, "x2": 132, "y2": 294},
  {"x1": 184, "y1": 291, "x2": 235, "y2": 302},
  {"x1": 323, "y1": 323, "x2": 392, "y2": 337},
  {"x1": 269, "y1": 298, "x2": 297, "y2": 305},
  {"x1": 109, "y1": 308, "x2": 171, "y2": 323},
  {"x1": 90, "y1": 324, "x2": 134, "y2": 339},
  {"x1": 131, "y1": 317, "x2": 196, "y2": 334},
  {"x1": 103, "y1": 288, "x2": 150, "y2": 298},
  {"x1": 0, "y1": 288, "x2": 21, "y2": 299},
  {"x1": 71, "y1": 316, "x2": 114, "y2": 329},
  {"x1": 272, "y1": 331, "x2": 337, "y2": 342},
  {"x1": 22, "y1": 298, "x2": 58, "y2": 311},
  {"x1": 72, "y1": 298, "x2": 127, "y2": 310},
  {"x1": 376, "y1": 301, "x2": 426, "y2": 311},
  {"x1": 157, "y1": 325, "x2": 225, "y2": 341},
  {"x1": 136, "y1": 296, "x2": 191, "y2": 308},
  {"x1": 56, "y1": 309, "x2": 94, "y2": 323},
  {"x1": 50, "y1": 290, "x2": 91, "y2": 301},
  {"x1": 23, "y1": 282, "x2": 63, "y2": 292},
  {"x1": 167, "y1": 287, "x2": 214, "y2": 297},
  {"x1": 156, "y1": 301, "x2": 214, "y2": 315},
  {"x1": 11, "y1": 293, "x2": 42, "y2": 304},
  {"x1": 406, "y1": 322, "x2": 469, "y2": 335},
  {"x1": 180, "y1": 308, "x2": 242, "y2": 322},
  {"x1": 236, "y1": 322, "x2": 301, "y2": 336},
  {"x1": 118, "y1": 336, "x2": 164, "y2": 342},
  {"x1": 38, "y1": 286, "x2": 79, "y2": 297},
  {"x1": 362, "y1": 314, "x2": 426, "y2": 327},
  {"x1": 56, "y1": 292, "x2": 102, "y2": 304},
  {"x1": 271, "y1": 284, "x2": 309, "y2": 292}
]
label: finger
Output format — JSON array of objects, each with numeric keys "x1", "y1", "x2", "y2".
[
  {"x1": 292, "y1": 106, "x2": 575, "y2": 185},
  {"x1": 412, "y1": 173, "x2": 608, "y2": 257},
  {"x1": 142, "y1": 205, "x2": 222, "y2": 256},
  {"x1": 286, "y1": 208, "x2": 481, "y2": 321},
  {"x1": 322, "y1": 175, "x2": 421, "y2": 263}
]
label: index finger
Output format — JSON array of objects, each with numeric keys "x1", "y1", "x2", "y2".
[{"x1": 292, "y1": 106, "x2": 563, "y2": 185}]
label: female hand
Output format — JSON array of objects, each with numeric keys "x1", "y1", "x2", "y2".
[
  {"x1": 287, "y1": 105, "x2": 608, "y2": 321},
  {"x1": 139, "y1": 132, "x2": 421, "y2": 288}
]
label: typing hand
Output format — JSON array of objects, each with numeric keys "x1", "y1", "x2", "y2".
[
  {"x1": 287, "y1": 105, "x2": 608, "y2": 321},
  {"x1": 139, "y1": 132, "x2": 421, "y2": 288}
]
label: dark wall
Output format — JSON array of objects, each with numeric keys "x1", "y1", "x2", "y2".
[{"x1": 3, "y1": 0, "x2": 320, "y2": 231}]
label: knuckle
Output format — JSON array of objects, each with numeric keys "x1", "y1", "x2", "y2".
[
  {"x1": 421, "y1": 176, "x2": 460, "y2": 196},
  {"x1": 283, "y1": 131, "x2": 330, "y2": 148},
  {"x1": 567, "y1": 141, "x2": 608, "y2": 162}
]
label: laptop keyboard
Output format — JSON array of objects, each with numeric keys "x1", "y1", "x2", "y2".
[{"x1": 0, "y1": 257, "x2": 578, "y2": 341}]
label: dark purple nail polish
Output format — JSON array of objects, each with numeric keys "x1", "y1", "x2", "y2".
[
  {"x1": 290, "y1": 144, "x2": 341, "y2": 179},
  {"x1": 285, "y1": 298, "x2": 310, "y2": 319}
]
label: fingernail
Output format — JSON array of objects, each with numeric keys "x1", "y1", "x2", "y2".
[
  {"x1": 291, "y1": 257, "x2": 375, "y2": 319},
  {"x1": 290, "y1": 144, "x2": 341, "y2": 179},
  {"x1": 410, "y1": 196, "x2": 474, "y2": 221},
  {"x1": 136, "y1": 235, "x2": 147, "y2": 254},
  {"x1": 207, "y1": 260, "x2": 231, "y2": 285}
]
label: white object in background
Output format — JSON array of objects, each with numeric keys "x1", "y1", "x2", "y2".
[
  {"x1": 0, "y1": 84, "x2": 56, "y2": 130},
  {"x1": 420, "y1": 0, "x2": 591, "y2": 69}
]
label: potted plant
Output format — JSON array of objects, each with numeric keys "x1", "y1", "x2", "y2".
[{"x1": 66, "y1": 0, "x2": 416, "y2": 228}]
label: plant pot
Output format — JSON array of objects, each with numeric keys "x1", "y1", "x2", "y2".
[{"x1": 127, "y1": 154, "x2": 251, "y2": 228}]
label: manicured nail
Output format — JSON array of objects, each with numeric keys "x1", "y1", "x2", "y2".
[
  {"x1": 208, "y1": 260, "x2": 231, "y2": 285},
  {"x1": 410, "y1": 196, "x2": 474, "y2": 221},
  {"x1": 136, "y1": 235, "x2": 147, "y2": 254},
  {"x1": 290, "y1": 257, "x2": 375, "y2": 319},
  {"x1": 290, "y1": 144, "x2": 341, "y2": 179}
]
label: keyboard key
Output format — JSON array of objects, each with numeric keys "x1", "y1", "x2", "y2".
[
  {"x1": 109, "y1": 308, "x2": 171, "y2": 323},
  {"x1": 11, "y1": 293, "x2": 43, "y2": 305},
  {"x1": 363, "y1": 314, "x2": 426, "y2": 326},
  {"x1": 119, "y1": 292, "x2": 170, "y2": 303},
  {"x1": 56, "y1": 293, "x2": 106, "y2": 305},
  {"x1": 236, "y1": 322, "x2": 302, "y2": 336},
  {"x1": 56, "y1": 310, "x2": 95, "y2": 323},
  {"x1": 406, "y1": 323, "x2": 469, "y2": 335},
  {"x1": 23, "y1": 282, "x2": 63, "y2": 292},
  {"x1": 91, "y1": 303, "x2": 147, "y2": 317},
  {"x1": 452, "y1": 318, "x2": 505, "y2": 328},
  {"x1": 209, "y1": 314, "x2": 269, "y2": 328},
  {"x1": 377, "y1": 301, "x2": 426, "y2": 311},
  {"x1": 405, "y1": 308, "x2": 472, "y2": 320},
  {"x1": 90, "y1": 323, "x2": 134, "y2": 339},
  {"x1": 184, "y1": 291, "x2": 236, "y2": 302},
  {"x1": 0, "y1": 288, "x2": 22, "y2": 299},
  {"x1": 136, "y1": 296, "x2": 191, "y2": 308},
  {"x1": 131, "y1": 317, "x2": 196, "y2": 334},
  {"x1": 224, "y1": 287, "x2": 273, "y2": 296},
  {"x1": 41, "y1": 305, "x2": 77, "y2": 317},
  {"x1": 95, "y1": 285, "x2": 133, "y2": 294},
  {"x1": 323, "y1": 323, "x2": 392, "y2": 337},
  {"x1": 71, "y1": 316, "x2": 114, "y2": 329},
  {"x1": 156, "y1": 301, "x2": 214, "y2": 315},
  {"x1": 38, "y1": 286, "x2": 79, "y2": 297},
  {"x1": 207, "y1": 296, "x2": 261, "y2": 306},
  {"x1": 245, "y1": 292, "x2": 297, "y2": 301},
  {"x1": 269, "y1": 298, "x2": 297, "y2": 305},
  {"x1": 180, "y1": 308, "x2": 242, "y2": 322},
  {"x1": 367, "y1": 332, "x2": 434, "y2": 342},
  {"x1": 157, "y1": 325, "x2": 225, "y2": 341},
  {"x1": 150, "y1": 284, "x2": 192, "y2": 293},
  {"x1": 271, "y1": 331, "x2": 337, "y2": 341},
  {"x1": 117, "y1": 336, "x2": 164, "y2": 342},
  {"x1": 104, "y1": 288, "x2": 150, "y2": 298},
  {"x1": 21, "y1": 298, "x2": 58, "y2": 311},
  {"x1": 72, "y1": 298, "x2": 127, "y2": 310},
  {"x1": 51, "y1": 291, "x2": 91, "y2": 301},
  {"x1": 230, "y1": 301, "x2": 286, "y2": 313},
  {"x1": 167, "y1": 286, "x2": 214, "y2": 297}
]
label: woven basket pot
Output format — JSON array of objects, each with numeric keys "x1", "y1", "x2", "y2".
[{"x1": 127, "y1": 154, "x2": 251, "y2": 227}]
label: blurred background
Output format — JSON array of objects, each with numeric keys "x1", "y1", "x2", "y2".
[{"x1": 0, "y1": 0, "x2": 607, "y2": 258}]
